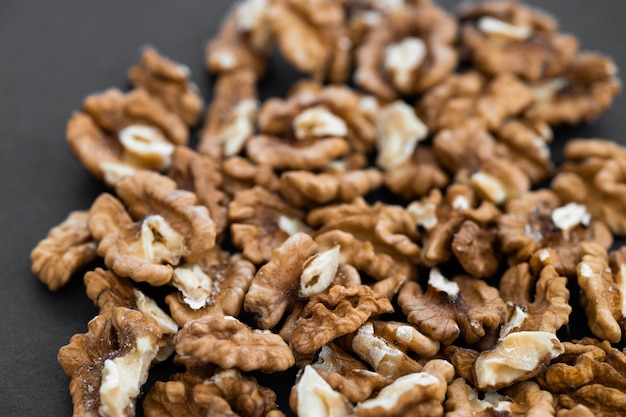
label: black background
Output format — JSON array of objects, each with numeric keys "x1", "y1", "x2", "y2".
[{"x1": 2, "y1": 1, "x2": 626, "y2": 415}]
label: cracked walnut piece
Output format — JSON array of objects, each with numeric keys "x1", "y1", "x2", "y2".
[
  {"x1": 458, "y1": 0, "x2": 578, "y2": 81},
  {"x1": 552, "y1": 138, "x2": 626, "y2": 236},
  {"x1": 58, "y1": 307, "x2": 161, "y2": 417},
  {"x1": 31, "y1": 210, "x2": 97, "y2": 291},
  {"x1": 355, "y1": 3, "x2": 457, "y2": 100},
  {"x1": 128, "y1": 47, "x2": 204, "y2": 126},
  {"x1": 174, "y1": 314, "x2": 295, "y2": 372},
  {"x1": 398, "y1": 268, "x2": 505, "y2": 345}
]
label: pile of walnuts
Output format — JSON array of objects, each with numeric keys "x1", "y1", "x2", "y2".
[{"x1": 31, "y1": 1, "x2": 626, "y2": 416}]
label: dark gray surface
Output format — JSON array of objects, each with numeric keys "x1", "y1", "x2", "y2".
[{"x1": 2, "y1": 1, "x2": 626, "y2": 415}]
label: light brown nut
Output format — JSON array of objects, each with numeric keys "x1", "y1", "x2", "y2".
[
  {"x1": 167, "y1": 146, "x2": 230, "y2": 237},
  {"x1": 291, "y1": 285, "x2": 393, "y2": 355},
  {"x1": 243, "y1": 232, "x2": 317, "y2": 329},
  {"x1": 443, "y1": 345, "x2": 480, "y2": 385},
  {"x1": 452, "y1": 220, "x2": 500, "y2": 279},
  {"x1": 539, "y1": 338, "x2": 626, "y2": 395},
  {"x1": 30, "y1": 210, "x2": 97, "y2": 291},
  {"x1": 445, "y1": 378, "x2": 555, "y2": 417},
  {"x1": 205, "y1": 1, "x2": 272, "y2": 77},
  {"x1": 474, "y1": 331, "x2": 564, "y2": 391},
  {"x1": 290, "y1": 366, "x2": 353, "y2": 417},
  {"x1": 279, "y1": 168, "x2": 383, "y2": 208},
  {"x1": 222, "y1": 156, "x2": 280, "y2": 197},
  {"x1": 114, "y1": 171, "x2": 216, "y2": 263},
  {"x1": 576, "y1": 244, "x2": 625, "y2": 343},
  {"x1": 552, "y1": 139, "x2": 626, "y2": 236},
  {"x1": 88, "y1": 193, "x2": 181, "y2": 286},
  {"x1": 128, "y1": 47, "x2": 204, "y2": 126},
  {"x1": 352, "y1": 359, "x2": 454, "y2": 417},
  {"x1": 433, "y1": 121, "x2": 531, "y2": 204},
  {"x1": 355, "y1": 4, "x2": 457, "y2": 100},
  {"x1": 398, "y1": 269, "x2": 506, "y2": 345},
  {"x1": 198, "y1": 69, "x2": 258, "y2": 160},
  {"x1": 268, "y1": 0, "x2": 349, "y2": 82},
  {"x1": 144, "y1": 369, "x2": 284, "y2": 417},
  {"x1": 557, "y1": 385, "x2": 626, "y2": 417},
  {"x1": 229, "y1": 186, "x2": 309, "y2": 264},
  {"x1": 83, "y1": 268, "x2": 178, "y2": 362},
  {"x1": 499, "y1": 262, "x2": 571, "y2": 334},
  {"x1": 525, "y1": 52, "x2": 621, "y2": 126},
  {"x1": 556, "y1": 405, "x2": 595, "y2": 417},
  {"x1": 383, "y1": 145, "x2": 449, "y2": 200},
  {"x1": 347, "y1": 322, "x2": 424, "y2": 379},
  {"x1": 372, "y1": 320, "x2": 440, "y2": 358},
  {"x1": 498, "y1": 189, "x2": 613, "y2": 276},
  {"x1": 494, "y1": 117, "x2": 554, "y2": 185},
  {"x1": 174, "y1": 314, "x2": 295, "y2": 372},
  {"x1": 246, "y1": 134, "x2": 351, "y2": 171},
  {"x1": 418, "y1": 71, "x2": 534, "y2": 133},
  {"x1": 312, "y1": 342, "x2": 369, "y2": 374},
  {"x1": 165, "y1": 249, "x2": 256, "y2": 325},
  {"x1": 458, "y1": 1, "x2": 578, "y2": 81},
  {"x1": 83, "y1": 88, "x2": 188, "y2": 146},
  {"x1": 58, "y1": 307, "x2": 161, "y2": 417}
]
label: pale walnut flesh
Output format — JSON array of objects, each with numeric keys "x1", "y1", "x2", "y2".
[
  {"x1": 57, "y1": 308, "x2": 161, "y2": 417},
  {"x1": 174, "y1": 314, "x2": 294, "y2": 372},
  {"x1": 353, "y1": 359, "x2": 455, "y2": 417},
  {"x1": 474, "y1": 331, "x2": 564, "y2": 391},
  {"x1": 291, "y1": 366, "x2": 351, "y2": 417},
  {"x1": 31, "y1": 210, "x2": 97, "y2": 291}
]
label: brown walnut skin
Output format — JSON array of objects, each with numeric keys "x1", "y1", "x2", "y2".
[
  {"x1": 291, "y1": 284, "x2": 394, "y2": 356},
  {"x1": 58, "y1": 307, "x2": 160, "y2": 417},
  {"x1": 128, "y1": 47, "x2": 203, "y2": 126},
  {"x1": 458, "y1": 0, "x2": 579, "y2": 81},
  {"x1": 174, "y1": 314, "x2": 295, "y2": 372},
  {"x1": 355, "y1": 3, "x2": 458, "y2": 100},
  {"x1": 31, "y1": 210, "x2": 97, "y2": 291},
  {"x1": 398, "y1": 276, "x2": 506, "y2": 345}
]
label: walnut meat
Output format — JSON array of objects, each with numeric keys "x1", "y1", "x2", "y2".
[
  {"x1": 525, "y1": 52, "x2": 621, "y2": 126},
  {"x1": 291, "y1": 365, "x2": 352, "y2": 417},
  {"x1": 128, "y1": 47, "x2": 203, "y2": 126},
  {"x1": 31, "y1": 210, "x2": 97, "y2": 291},
  {"x1": 58, "y1": 307, "x2": 161, "y2": 417},
  {"x1": 418, "y1": 71, "x2": 533, "y2": 133},
  {"x1": 398, "y1": 269, "x2": 506, "y2": 345},
  {"x1": 498, "y1": 189, "x2": 613, "y2": 276},
  {"x1": 355, "y1": 4, "x2": 457, "y2": 100},
  {"x1": 229, "y1": 186, "x2": 309, "y2": 264},
  {"x1": 552, "y1": 139, "x2": 626, "y2": 236},
  {"x1": 458, "y1": 0, "x2": 578, "y2": 81},
  {"x1": 352, "y1": 359, "x2": 455, "y2": 417},
  {"x1": 174, "y1": 314, "x2": 295, "y2": 372},
  {"x1": 291, "y1": 285, "x2": 393, "y2": 356}
]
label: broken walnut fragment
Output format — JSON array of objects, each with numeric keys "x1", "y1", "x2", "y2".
[
  {"x1": 31, "y1": 210, "x2": 97, "y2": 291},
  {"x1": 474, "y1": 331, "x2": 564, "y2": 391},
  {"x1": 128, "y1": 47, "x2": 204, "y2": 126},
  {"x1": 58, "y1": 307, "x2": 161, "y2": 417},
  {"x1": 174, "y1": 314, "x2": 295, "y2": 372}
]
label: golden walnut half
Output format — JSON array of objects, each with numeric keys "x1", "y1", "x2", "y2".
[
  {"x1": 30, "y1": 210, "x2": 97, "y2": 291},
  {"x1": 58, "y1": 307, "x2": 162, "y2": 417}
]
